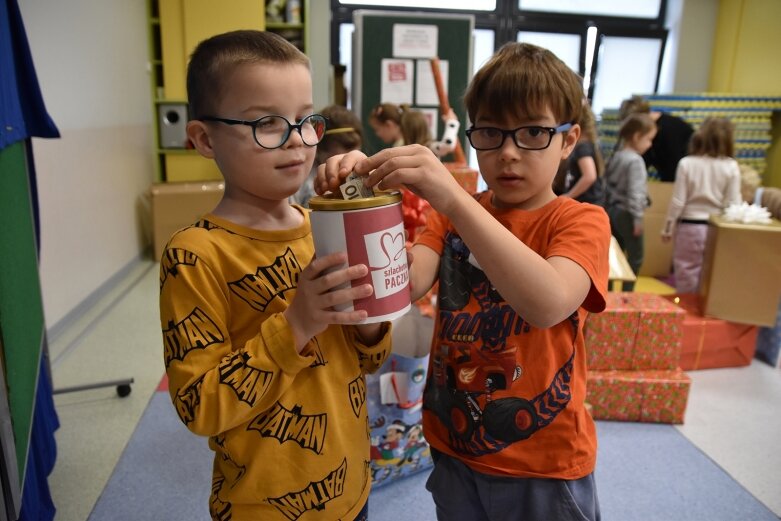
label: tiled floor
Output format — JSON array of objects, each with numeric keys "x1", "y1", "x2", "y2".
[{"x1": 46, "y1": 259, "x2": 781, "y2": 520}]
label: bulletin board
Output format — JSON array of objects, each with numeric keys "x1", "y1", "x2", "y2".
[
  {"x1": 352, "y1": 10, "x2": 474, "y2": 155},
  {"x1": 0, "y1": 141, "x2": 46, "y2": 503}
]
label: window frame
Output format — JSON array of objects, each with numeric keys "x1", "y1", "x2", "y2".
[{"x1": 329, "y1": 0, "x2": 669, "y2": 104}]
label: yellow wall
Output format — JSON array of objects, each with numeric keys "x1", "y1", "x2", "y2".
[{"x1": 710, "y1": 0, "x2": 781, "y2": 187}]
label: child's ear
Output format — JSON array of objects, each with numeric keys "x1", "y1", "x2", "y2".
[
  {"x1": 186, "y1": 120, "x2": 215, "y2": 159},
  {"x1": 560, "y1": 123, "x2": 581, "y2": 159}
]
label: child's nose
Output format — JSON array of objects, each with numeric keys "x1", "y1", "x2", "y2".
[
  {"x1": 498, "y1": 135, "x2": 522, "y2": 160},
  {"x1": 284, "y1": 128, "x2": 306, "y2": 148}
]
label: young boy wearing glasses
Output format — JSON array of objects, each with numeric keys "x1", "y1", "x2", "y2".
[
  {"x1": 159, "y1": 30, "x2": 390, "y2": 521},
  {"x1": 318, "y1": 42, "x2": 609, "y2": 520}
]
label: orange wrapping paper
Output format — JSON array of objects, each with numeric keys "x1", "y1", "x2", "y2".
[
  {"x1": 663, "y1": 294, "x2": 758, "y2": 370},
  {"x1": 585, "y1": 292, "x2": 685, "y2": 371},
  {"x1": 586, "y1": 369, "x2": 690, "y2": 424}
]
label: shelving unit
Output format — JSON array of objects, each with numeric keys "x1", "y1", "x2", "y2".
[
  {"x1": 598, "y1": 93, "x2": 781, "y2": 182},
  {"x1": 146, "y1": 0, "x2": 310, "y2": 182}
]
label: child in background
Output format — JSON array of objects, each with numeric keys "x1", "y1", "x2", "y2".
[
  {"x1": 290, "y1": 104, "x2": 363, "y2": 207},
  {"x1": 556, "y1": 101, "x2": 606, "y2": 205},
  {"x1": 661, "y1": 117, "x2": 742, "y2": 293},
  {"x1": 604, "y1": 113, "x2": 657, "y2": 291},
  {"x1": 619, "y1": 95, "x2": 694, "y2": 182},
  {"x1": 368, "y1": 102, "x2": 429, "y2": 148},
  {"x1": 319, "y1": 42, "x2": 610, "y2": 521},
  {"x1": 159, "y1": 30, "x2": 390, "y2": 521}
]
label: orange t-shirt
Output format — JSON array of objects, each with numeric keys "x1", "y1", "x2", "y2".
[{"x1": 415, "y1": 193, "x2": 610, "y2": 479}]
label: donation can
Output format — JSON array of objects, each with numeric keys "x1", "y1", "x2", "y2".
[{"x1": 309, "y1": 191, "x2": 411, "y2": 323}]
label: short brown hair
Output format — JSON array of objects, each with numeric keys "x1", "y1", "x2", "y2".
[
  {"x1": 689, "y1": 117, "x2": 734, "y2": 158},
  {"x1": 463, "y1": 42, "x2": 584, "y2": 126},
  {"x1": 186, "y1": 30, "x2": 310, "y2": 120}
]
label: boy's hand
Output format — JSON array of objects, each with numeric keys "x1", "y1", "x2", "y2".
[
  {"x1": 285, "y1": 252, "x2": 374, "y2": 352},
  {"x1": 354, "y1": 145, "x2": 463, "y2": 214},
  {"x1": 315, "y1": 150, "x2": 369, "y2": 195}
]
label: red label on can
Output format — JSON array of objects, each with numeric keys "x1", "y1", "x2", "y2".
[{"x1": 343, "y1": 204, "x2": 410, "y2": 318}]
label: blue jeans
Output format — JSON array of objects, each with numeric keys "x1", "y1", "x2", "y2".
[{"x1": 353, "y1": 501, "x2": 368, "y2": 521}]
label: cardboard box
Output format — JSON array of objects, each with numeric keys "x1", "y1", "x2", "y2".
[
  {"x1": 639, "y1": 182, "x2": 674, "y2": 277},
  {"x1": 585, "y1": 292, "x2": 684, "y2": 371},
  {"x1": 587, "y1": 369, "x2": 690, "y2": 424},
  {"x1": 664, "y1": 294, "x2": 758, "y2": 370},
  {"x1": 149, "y1": 181, "x2": 224, "y2": 260},
  {"x1": 609, "y1": 235, "x2": 636, "y2": 285},
  {"x1": 699, "y1": 216, "x2": 781, "y2": 327}
]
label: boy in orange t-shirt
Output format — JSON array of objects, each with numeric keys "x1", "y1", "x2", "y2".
[{"x1": 318, "y1": 42, "x2": 610, "y2": 520}]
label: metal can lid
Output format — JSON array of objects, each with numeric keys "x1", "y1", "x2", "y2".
[{"x1": 308, "y1": 190, "x2": 402, "y2": 211}]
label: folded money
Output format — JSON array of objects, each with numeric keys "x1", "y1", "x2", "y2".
[{"x1": 339, "y1": 172, "x2": 374, "y2": 200}]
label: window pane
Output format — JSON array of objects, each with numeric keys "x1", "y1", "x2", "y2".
[
  {"x1": 591, "y1": 36, "x2": 662, "y2": 114},
  {"x1": 340, "y1": 0, "x2": 496, "y2": 10},
  {"x1": 468, "y1": 29, "x2": 494, "y2": 190},
  {"x1": 473, "y1": 29, "x2": 494, "y2": 76},
  {"x1": 517, "y1": 31, "x2": 580, "y2": 73},
  {"x1": 519, "y1": 0, "x2": 660, "y2": 19},
  {"x1": 339, "y1": 23, "x2": 354, "y2": 108}
]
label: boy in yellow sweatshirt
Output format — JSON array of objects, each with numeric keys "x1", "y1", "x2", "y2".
[{"x1": 159, "y1": 30, "x2": 391, "y2": 520}]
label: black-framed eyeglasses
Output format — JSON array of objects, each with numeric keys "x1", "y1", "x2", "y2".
[
  {"x1": 466, "y1": 123, "x2": 573, "y2": 151},
  {"x1": 198, "y1": 113, "x2": 327, "y2": 149}
]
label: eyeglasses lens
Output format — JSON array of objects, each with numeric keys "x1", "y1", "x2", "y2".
[
  {"x1": 469, "y1": 127, "x2": 552, "y2": 150},
  {"x1": 254, "y1": 115, "x2": 327, "y2": 148},
  {"x1": 515, "y1": 127, "x2": 550, "y2": 149}
]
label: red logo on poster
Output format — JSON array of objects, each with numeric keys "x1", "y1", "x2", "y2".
[{"x1": 387, "y1": 62, "x2": 407, "y2": 82}]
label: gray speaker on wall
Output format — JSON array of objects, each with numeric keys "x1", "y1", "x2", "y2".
[{"x1": 157, "y1": 103, "x2": 189, "y2": 149}]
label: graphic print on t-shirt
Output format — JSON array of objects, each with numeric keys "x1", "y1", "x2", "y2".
[
  {"x1": 424, "y1": 232, "x2": 575, "y2": 456},
  {"x1": 228, "y1": 246, "x2": 303, "y2": 311}
]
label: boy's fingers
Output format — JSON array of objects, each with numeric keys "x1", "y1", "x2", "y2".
[
  {"x1": 306, "y1": 252, "x2": 348, "y2": 278},
  {"x1": 318, "y1": 263, "x2": 368, "y2": 291}
]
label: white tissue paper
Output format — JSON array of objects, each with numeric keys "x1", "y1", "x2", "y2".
[{"x1": 722, "y1": 202, "x2": 772, "y2": 224}]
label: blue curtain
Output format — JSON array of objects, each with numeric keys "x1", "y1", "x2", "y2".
[{"x1": 2, "y1": 0, "x2": 60, "y2": 519}]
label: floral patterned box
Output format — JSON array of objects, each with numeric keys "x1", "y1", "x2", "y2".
[
  {"x1": 585, "y1": 292, "x2": 685, "y2": 371},
  {"x1": 586, "y1": 369, "x2": 691, "y2": 424}
]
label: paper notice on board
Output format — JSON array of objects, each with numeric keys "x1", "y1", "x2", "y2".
[
  {"x1": 380, "y1": 58, "x2": 414, "y2": 105},
  {"x1": 392, "y1": 24, "x2": 438, "y2": 58},
  {"x1": 416, "y1": 59, "x2": 449, "y2": 106}
]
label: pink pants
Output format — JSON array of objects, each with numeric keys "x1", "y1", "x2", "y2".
[{"x1": 673, "y1": 223, "x2": 708, "y2": 294}]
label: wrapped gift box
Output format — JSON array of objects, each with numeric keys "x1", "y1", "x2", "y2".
[
  {"x1": 663, "y1": 294, "x2": 758, "y2": 370},
  {"x1": 585, "y1": 292, "x2": 685, "y2": 370},
  {"x1": 587, "y1": 369, "x2": 690, "y2": 424},
  {"x1": 699, "y1": 216, "x2": 781, "y2": 327}
]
